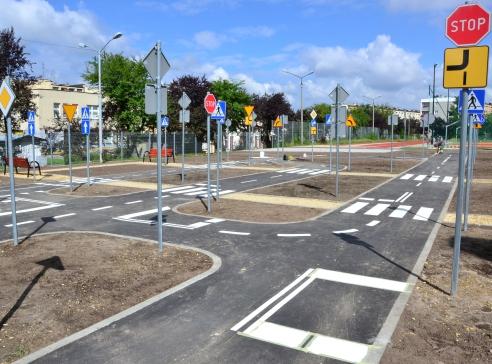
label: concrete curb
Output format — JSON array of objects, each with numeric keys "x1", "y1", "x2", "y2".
[{"x1": 7, "y1": 231, "x2": 222, "y2": 364}]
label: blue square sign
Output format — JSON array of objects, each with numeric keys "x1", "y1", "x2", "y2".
[{"x1": 458, "y1": 89, "x2": 485, "y2": 114}]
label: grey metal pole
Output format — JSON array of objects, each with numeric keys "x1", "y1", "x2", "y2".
[
  {"x1": 300, "y1": 81, "x2": 304, "y2": 144},
  {"x1": 207, "y1": 115, "x2": 211, "y2": 213},
  {"x1": 6, "y1": 116, "x2": 18, "y2": 245},
  {"x1": 173, "y1": 131, "x2": 176, "y2": 157},
  {"x1": 216, "y1": 121, "x2": 220, "y2": 201},
  {"x1": 98, "y1": 50, "x2": 103, "y2": 164},
  {"x1": 248, "y1": 125, "x2": 251, "y2": 166},
  {"x1": 120, "y1": 130, "x2": 123, "y2": 160},
  {"x1": 194, "y1": 134, "x2": 197, "y2": 156},
  {"x1": 155, "y1": 42, "x2": 164, "y2": 252},
  {"x1": 372, "y1": 101, "x2": 375, "y2": 135},
  {"x1": 451, "y1": 89, "x2": 468, "y2": 297},
  {"x1": 277, "y1": 127, "x2": 280, "y2": 160},
  {"x1": 148, "y1": 131, "x2": 151, "y2": 151},
  {"x1": 390, "y1": 122, "x2": 394, "y2": 173},
  {"x1": 335, "y1": 85, "x2": 340, "y2": 198},
  {"x1": 68, "y1": 122, "x2": 73, "y2": 192},
  {"x1": 311, "y1": 133, "x2": 314, "y2": 162},
  {"x1": 181, "y1": 107, "x2": 185, "y2": 184},
  {"x1": 464, "y1": 114, "x2": 473, "y2": 231},
  {"x1": 329, "y1": 130, "x2": 332, "y2": 173},
  {"x1": 86, "y1": 134, "x2": 90, "y2": 186},
  {"x1": 226, "y1": 128, "x2": 230, "y2": 162},
  {"x1": 282, "y1": 127, "x2": 285, "y2": 157},
  {"x1": 32, "y1": 134, "x2": 35, "y2": 181},
  {"x1": 50, "y1": 140, "x2": 53, "y2": 167},
  {"x1": 348, "y1": 127, "x2": 352, "y2": 171}
]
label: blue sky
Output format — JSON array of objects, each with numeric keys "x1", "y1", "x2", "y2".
[{"x1": 1, "y1": 0, "x2": 491, "y2": 109}]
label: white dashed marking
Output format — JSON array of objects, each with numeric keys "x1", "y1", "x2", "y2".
[
  {"x1": 92, "y1": 206, "x2": 112, "y2": 211},
  {"x1": 366, "y1": 220, "x2": 380, "y2": 227},
  {"x1": 333, "y1": 229, "x2": 358, "y2": 234},
  {"x1": 277, "y1": 233, "x2": 311, "y2": 237},
  {"x1": 53, "y1": 213, "x2": 76, "y2": 219},
  {"x1": 341, "y1": 202, "x2": 369, "y2": 214},
  {"x1": 125, "y1": 200, "x2": 142, "y2": 205},
  {"x1": 219, "y1": 230, "x2": 250, "y2": 236}
]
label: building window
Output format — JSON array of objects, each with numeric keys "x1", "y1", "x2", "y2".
[
  {"x1": 89, "y1": 105, "x2": 98, "y2": 119},
  {"x1": 53, "y1": 103, "x2": 60, "y2": 119}
]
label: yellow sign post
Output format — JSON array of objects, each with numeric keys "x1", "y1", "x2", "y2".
[
  {"x1": 310, "y1": 127, "x2": 317, "y2": 135},
  {"x1": 62, "y1": 104, "x2": 78, "y2": 192},
  {"x1": 443, "y1": 45, "x2": 489, "y2": 88},
  {"x1": 244, "y1": 105, "x2": 255, "y2": 165},
  {"x1": 273, "y1": 116, "x2": 282, "y2": 128}
]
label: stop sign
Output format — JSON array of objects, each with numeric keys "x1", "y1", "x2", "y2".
[
  {"x1": 446, "y1": 3, "x2": 490, "y2": 46},
  {"x1": 204, "y1": 92, "x2": 216, "y2": 114}
]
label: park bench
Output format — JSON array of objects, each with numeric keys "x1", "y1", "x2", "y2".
[
  {"x1": 2, "y1": 156, "x2": 42, "y2": 177},
  {"x1": 142, "y1": 148, "x2": 175, "y2": 163}
]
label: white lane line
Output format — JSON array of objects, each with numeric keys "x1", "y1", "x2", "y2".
[
  {"x1": 286, "y1": 168, "x2": 306, "y2": 174},
  {"x1": 277, "y1": 233, "x2": 311, "y2": 237},
  {"x1": 400, "y1": 192, "x2": 413, "y2": 203},
  {"x1": 240, "y1": 179, "x2": 257, "y2": 184},
  {"x1": 312, "y1": 268, "x2": 410, "y2": 292},
  {"x1": 395, "y1": 192, "x2": 409, "y2": 203},
  {"x1": 34, "y1": 191, "x2": 46, "y2": 193},
  {"x1": 428, "y1": 175, "x2": 440, "y2": 182},
  {"x1": 54, "y1": 213, "x2": 76, "y2": 219},
  {"x1": 358, "y1": 197, "x2": 375, "y2": 201},
  {"x1": 400, "y1": 174, "x2": 414, "y2": 180},
  {"x1": 431, "y1": 170, "x2": 435, "y2": 175},
  {"x1": 333, "y1": 228, "x2": 359, "y2": 234},
  {"x1": 187, "y1": 222, "x2": 210, "y2": 229},
  {"x1": 437, "y1": 166, "x2": 441, "y2": 169},
  {"x1": 443, "y1": 176, "x2": 453, "y2": 183},
  {"x1": 20, "y1": 192, "x2": 30, "y2": 195},
  {"x1": 416, "y1": 182, "x2": 422, "y2": 187},
  {"x1": 366, "y1": 220, "x2": 380, "y2": 227},
  {"x1": 309, "y1": 170, "x2": 329, "y2": 175},
  {"x1": 413, "y1": 207, "x2": 433, "y2": 221},
  {"x1": 5, "y1": 220, "x2": 35, "y2": 227},
  {"x1": 277, "y1": 168, "x2": 301, "y2": 173},
  {"x1": 389, "y1": 205, "x2": 412, "y2": 218},
  {"x1": 306, "y1": 330, "x2": 370, "y2": 363},
  {"x1": 92, "y1": 206, "x2": 112, "y2": 211},
  {"x1": 219, "y1": 230, "x2": 250, "y2": 236},
  {"x1": 124, "y1": 200, "x2": 142, "y2": 205},
  {"x1": 231, "y1": 268, "x2": 315, "y2": 332},
  {"x1": 341, "y1": 202, "x2": 369, "y2": 214},
  {"x1": 297, "y1": 169, "x2": 315, "y2": 175},
  {"x1": 378, "y1": 199, "x2": 394, "y2": 203},
  {"x1": 414, "y1": 175, "x2": 426, "y2": 181},
  {"x1": 0, "y1": 203, "x2": 63, "y2": 217},
  {"x1": 206, "y1": 218, "x2": 226, "y2": 223},
  {"x1": 270, "y1": 175, "x2": 282, "y2": 179},
  {"x1": 154, "y1": 195, "x2": 170, "y2": 199},
  {"x1": 364, "y1": 203, "x2": 390, "y2": 216},
  {"x1": 116, "y1": 207, "x2": 169, "y2": 220},
  {"x1": 161, "y1": 185, "x2": 197, "y2": 193}
]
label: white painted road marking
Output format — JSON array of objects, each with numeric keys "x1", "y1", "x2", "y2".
[
  {"x1": 395, "y1": 192, "x2": 409, "y2": 203},
  {"x1": 358, "y1": 197, "x2": 374, "y2": 201},
  {"x1": 206, "y1": 218, "x2": 225, "y2": 223},
  {"x1": 219, "y1": 230, "x2": 250, "y2": 236},
  {"x1": 270, "y1": 175, "x2": 282, "y2": 179},
  {"x1": 53, "y1": 213, "x2": 76, "y2": 219},
  {"x1": 443, "y1": 176, "x2": 453, "y2": 183},
  {"x1": 240, "y1": 179, "x2": 257, "y2": 184},
  {"x1": 416, "y1": 182, "x2": 422, "y2": 187},
  {"x1": 364, "y1": 203, "x2": 390, "y2": 216},
  {"x1": 5, "y1": 220, "x2": 35, "y2": 227},
  {"x1": 389, "y1": 205, "x2": 412, "y2": 218},
  {"x1": 366, "y1": 220, "x2": 380, "y2": 227},
  {"x1": 92, "y1": 206, "x2": 112, "y2": 211},
  {"x1": 124, "y1": 200, "x2": 142, "y2": 205},
  {"x1": 413, "y1": 207, "x2": 433, "y2": 221},
  {"x1": 414, "y1": 175, "x2": 426, "y2": 181},
  {"x1": 400, "y1": 192, "x2": 413, "y2": 203},
  {"x1": 341, "y1": 202, "x2": 369, "y2": 214},
  {"x1": 378, "y1": 199, "x2": 394, "y2": 203},
  {"x1": 333, "y1": 229, "x2": 358, "y2": 234},
  {"x1": 428, "y1": 175, "x2": 440, "y2": 182},
  {"x1": 400, "y1": 174, "x2": 414, "y2": 180},
  {"x1": 277, "y1": 233, "x2": 311, "y2": 237}
]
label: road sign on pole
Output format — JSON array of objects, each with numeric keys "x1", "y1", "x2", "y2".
[
  {"x1": 458, "y1": 89, "x2": 485, "y2": 113},
  {"x1": 0, "y1": 79, "x2": 15, "y2": 116},
  {"x1": 80, "y1": 106, "x2": 91, "y2": 186},
  {"x1": 161, "y1": 115, "x2": 169, "y2": 127},
  {"x1": 204, "y1": 93, "x2": 216, "y2": 114},
  {"x1": 325, "y1": 114, "x2": 332, "y2": 126},
  {"x1": 178, "y1": 92, "x2": 191, "y2": 109},
  {"x1": 273, "y1": 116, "x2": 282, "y2": 128},
  {"x1": 446, "y1": 3, "x2": 490, "y2": 46},
  {"x1": 63, "y1": 104, "x2": 78, "y2": 192},
  {"x1": 143, "y1": 45, "x2": 171, "y2": 81},
  {"x1": 310, "y1": 109, "x2": 317, "y2": 120},
  {"x1": 443, "y1": 46, "x2": 489, "y2": 88},
  {"x1": 211, "y1": 100, "x2": 226, "y2": 120}
]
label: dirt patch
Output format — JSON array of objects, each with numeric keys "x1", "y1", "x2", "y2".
[
  {"x1": 251, "y1": 174, "x2": 389, "y2": 202},
  {"x1": 48, "y1": 183, "x2": 148, "y2": 197},
  {"x1": 0, "y1": 233, "x2": 212, "y2": 363},
  {"x1": 381, "y1": 225, "x2": 492, "y2": 364},
  {"x1": 473, "y1": 150, "x2": 492, "y2": 179},
  {"x1": 135, "y1": 168, "x2": 265, "y2": 184},
  {"x1": 449, "y1": 182, "x2": 491, "y2": 215},
  {"x1": 177, "y1": 199, "x2": 326, "y2": 223}
]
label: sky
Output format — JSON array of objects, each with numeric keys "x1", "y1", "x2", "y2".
[{"x1": 1, "y1": 0, "x2": 491, "y2": 111}]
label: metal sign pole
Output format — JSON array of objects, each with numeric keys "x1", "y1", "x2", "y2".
[
  {"x1": 282, "y1": 127, "x2": 285, "y2": 157},
  {"x1": 86, "y1": 134, "x2": 90, "y2": 185},
  {"x1": 390, "y1": 121, "x2": 394, "y2": 173},
  {"x1": 155, "y1": 41, "x2": 164, "y2": 252},
  {"x1": 329, "y1": 130, "x2": 332, "y2": 173},
  {"x1": 68, "y1": 122, "x2": 73, "y2": 192},
  {"x1": 348, "y1": 127, "x2": 352, "y2": 171},
  {"x1": 207, "y1": 115, "x2": 211, "y2": 212},
  {"x1": 311, "y1": 134, "x2": 314, "y2": 162},
  {"x1": 277, "y1": 127, "x2": 280, "y2": 160},
  {"x1": 216, "y1": 121, "x2": 220, "y2": 201},
  {"x1": 181, "y1": 108, "x2": 185, "y2": 183},
  {"x1": 226, "y1": 128, "x2": 230, "y2": 161},
  {"x1": 6, "y1": 116, "x2": 18, "y2": 245},
  {"x1": 335, "y1": 86, "x2": 340, "y2": 198},
  {"x1": 31, "y1": 134, "x2": 35, "y2": 182},
  {"x1": 464, "y1": 114, "x2": 474, "y2": 231},
  {"x1": 248, "y1": 125, "x2": 251, "y2": 166},
  {"x1": 451, "y1": 89, "x2": 469, "y2": 297}
]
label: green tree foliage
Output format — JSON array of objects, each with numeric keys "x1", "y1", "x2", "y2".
[
  {"x1": 83, "y1": 53, "x2": 152, "y2": 132},
  {"x1": 349, "y1": 105, "x2": 371, "y2": 127},
  {"x1": 168, "y1": 75, "x2": 211, "y2": 141},
  {"x1": 253, "y1": 93, "x2": 292, "y2": 147},
  {"x1": 210, "y1": 79, "x2": 251, "y2": 132},
  {"x1": 311, "y1": 103, "x2": 331, "y2": 123},
  {"x1": 0, "y1": 27, "x2": 37, "y2": 131}
]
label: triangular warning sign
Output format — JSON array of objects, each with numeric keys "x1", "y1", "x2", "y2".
[
  {"x1": 467, "y1": 91, "x2": 483, "y2": 111},
  {"x1": 273, "y1": 116, "x2": 282, "y2": 128}
]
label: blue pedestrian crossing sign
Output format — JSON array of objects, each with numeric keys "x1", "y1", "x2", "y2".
[
  {"x1": 81, "y1": 107, "x2": 90, "y2": 135},
  {"x1": 458, "y1": 89, "x2": 485, "y2": 114},
  {"x1": 211, "y1": 100, "x2": 226, "y2": 120},
  {"x1": 471, "y1": 113, "x2": 485, "y2": 125},
  {"x1": 325, "y1": 114, "x2": 332, "y2": 126},
  {"x1": 161, "y1": 115, "x2": 169, "y2": 127},
  {"x1": 27, "y1": 111, "x2": 35, "y2": 136}
]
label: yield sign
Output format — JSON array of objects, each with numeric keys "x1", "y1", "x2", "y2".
[
  {"x1": 446, "y1": 3, "x2": 491, "y2": 46},
  {"x1": 63, "y1": 104, "x2": 78, "y2": 122},
  {"x1": 0, "y1": 79, "x2": 15, "y2": 116},
  {"x1": 244, "y1": 105, "x2": 254, "y2": 117},
  {"x1": 273, "y1": 116, "x2": 282, "y2": 127}
]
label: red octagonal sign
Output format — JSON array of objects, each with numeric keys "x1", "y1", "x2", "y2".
[
  {"x1": 446, "y1": 3, "x2": 490, "y2": 46},
  {"x1": 204, "y1": 92, "x2": 216, "y2": 114}
]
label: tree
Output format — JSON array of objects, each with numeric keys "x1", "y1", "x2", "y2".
[
  {"x1": 252, "y1": 93, "x2": 292, "y2": 147},
  {"x1": 168, "y1": 75, "x2": 211, "y2": 141},
  {"x1": 210, "y1": 79, "x2": 252, "y2": 132},
  {"x1": 83, "y1": 53, "x2": 152, "y2": 132},
  {"x1": 349, "y1": 105, "x2": 371, "y2": 127},
  {"x1": 0, "y1": 27, "x2": 37, "y2": 132},
  {"x1": 311, "y1": 103, "x2": 331, "y2": 123}
]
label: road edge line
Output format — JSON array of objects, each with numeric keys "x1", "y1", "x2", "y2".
[
  {"x1": 9, "y1": 231, "x2": 222, "y2": 364},
  {"x1": 363, "y1": 177, "x2": 458, "y2": 363}
]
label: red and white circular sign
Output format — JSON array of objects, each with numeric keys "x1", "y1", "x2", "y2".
[
  {"x1": 446, "y1": 3, "x2": 490, "y2": 46},
  {"x1": 204, "y1": 92, "x2": 216, "y2": 114}
]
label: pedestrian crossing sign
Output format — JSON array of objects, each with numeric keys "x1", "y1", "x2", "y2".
[
  {"x1": 458, "y1": 89, "x2": 485, "y2": 114},
  {"x1": 273, "y1": 116, "x2": 282, "y2": 128}
]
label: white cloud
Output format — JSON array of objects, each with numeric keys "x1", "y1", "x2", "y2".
[
  {"x1": 383, "y1": 0, "x2": 492, "y2": 12},
  {"x1": 136, "y1": 0, "x2": 240, "y2": 15},
  {"x1": 230, "y1": 26, "x2": 275, "y2": 38},
  {"x1": 193, "y1": 31, "x2": 229, "y2": 50},
  {"x1": 192, "y1": 25, "x2": 276, "y2": 50}
]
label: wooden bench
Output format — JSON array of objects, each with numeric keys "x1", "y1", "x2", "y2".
[
  {"x1": 142, "y1": 148, "x2": 175, "y2": 163},
  {"x1": 2, "y1": 156, "x2": 42, "y2": 177}
]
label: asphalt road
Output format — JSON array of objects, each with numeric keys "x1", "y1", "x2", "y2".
[{"x1": 1, "y1": 152, "x2": 458, "y2": 364}]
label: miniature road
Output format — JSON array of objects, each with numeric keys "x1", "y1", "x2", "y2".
[{"x1": 1, "y1": 153, "x2": 458, "y2": 363}]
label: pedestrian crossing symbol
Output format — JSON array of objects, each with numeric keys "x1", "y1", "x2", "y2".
[
  {"x1": 211, "y1": 100, "x2": 226, "y2": 120},
  {"x1": 458, "y1": 89, "x2": 485, "y2": 114},
  {"x1": 81, "y1": 106, "x2": 90, "y2": 121}
]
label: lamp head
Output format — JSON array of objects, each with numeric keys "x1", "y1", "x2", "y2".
[{"x1": 113, "y1": 32, "x2": 123, "y2": 40}]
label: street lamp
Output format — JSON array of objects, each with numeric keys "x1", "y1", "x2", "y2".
[
  {"x1": 79, "y1": 32, "x2": 123, "y2": 163},
  {"x1": 283, "y1": 70, "x2": 314, "y2": 145},
  {"x1": 363, "y1": 95, "x2": 381, "y2": 135}
]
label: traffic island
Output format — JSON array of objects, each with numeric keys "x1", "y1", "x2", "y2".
[{"x1": 0, "y1": 232, "x2": 213, "y2": 363}]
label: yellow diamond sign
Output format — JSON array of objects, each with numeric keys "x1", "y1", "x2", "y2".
[
  {"x1": 0, "y1": 79, "x2": 15, "y2": 117},
  {"x1": 63, "y1": 104, "x2": 78, "y2": 122}
]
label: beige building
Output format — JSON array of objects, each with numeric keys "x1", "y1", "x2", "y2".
[
  {"x1": 22, "y1": 80, "x2": 99, "y2": 132},
  {"x1": 485, "y1": 103, "x2": 492, "y2": 115},
  {"x1": 393, "y1": 109, "x2": 420, "y2": 120}
]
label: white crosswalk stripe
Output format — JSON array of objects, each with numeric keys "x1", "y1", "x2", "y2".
[
  {"x1": 400, "y1": 174, "x2": 452, "y2": 184},
  {"x1": 442, "y1": 176, "x2": 453, "y2": 183},
  {"x1": 400, "y1": 174, "x2": 414, "y2": 180},
  {"x1": 413, "y1": 207, "x2": 433, "y2": 221},
  {"x1": 162, "y1": 184, "x2": 235, "y2": 197},
  {"x1": 342, "y1": 202, "x2": 369, "y2": 214},
  {"x1": 278, "y1": 168, "x2": 331, "y2": 175},
  {"x1": 341, "y1": 200, "x2": 433, "y2": 222},
  {"x1": 428, "y1": 175, "x2": 440, "y2": 182},
  {"x1": 414, "y1": 175, "x2": 426, "y2": 181},
  {"x1": 389, "y1": 205, "x2": 412, "y2": 218},
  {"x1": 364, "y1": 203, "x2": 391, "y2": 216}
]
